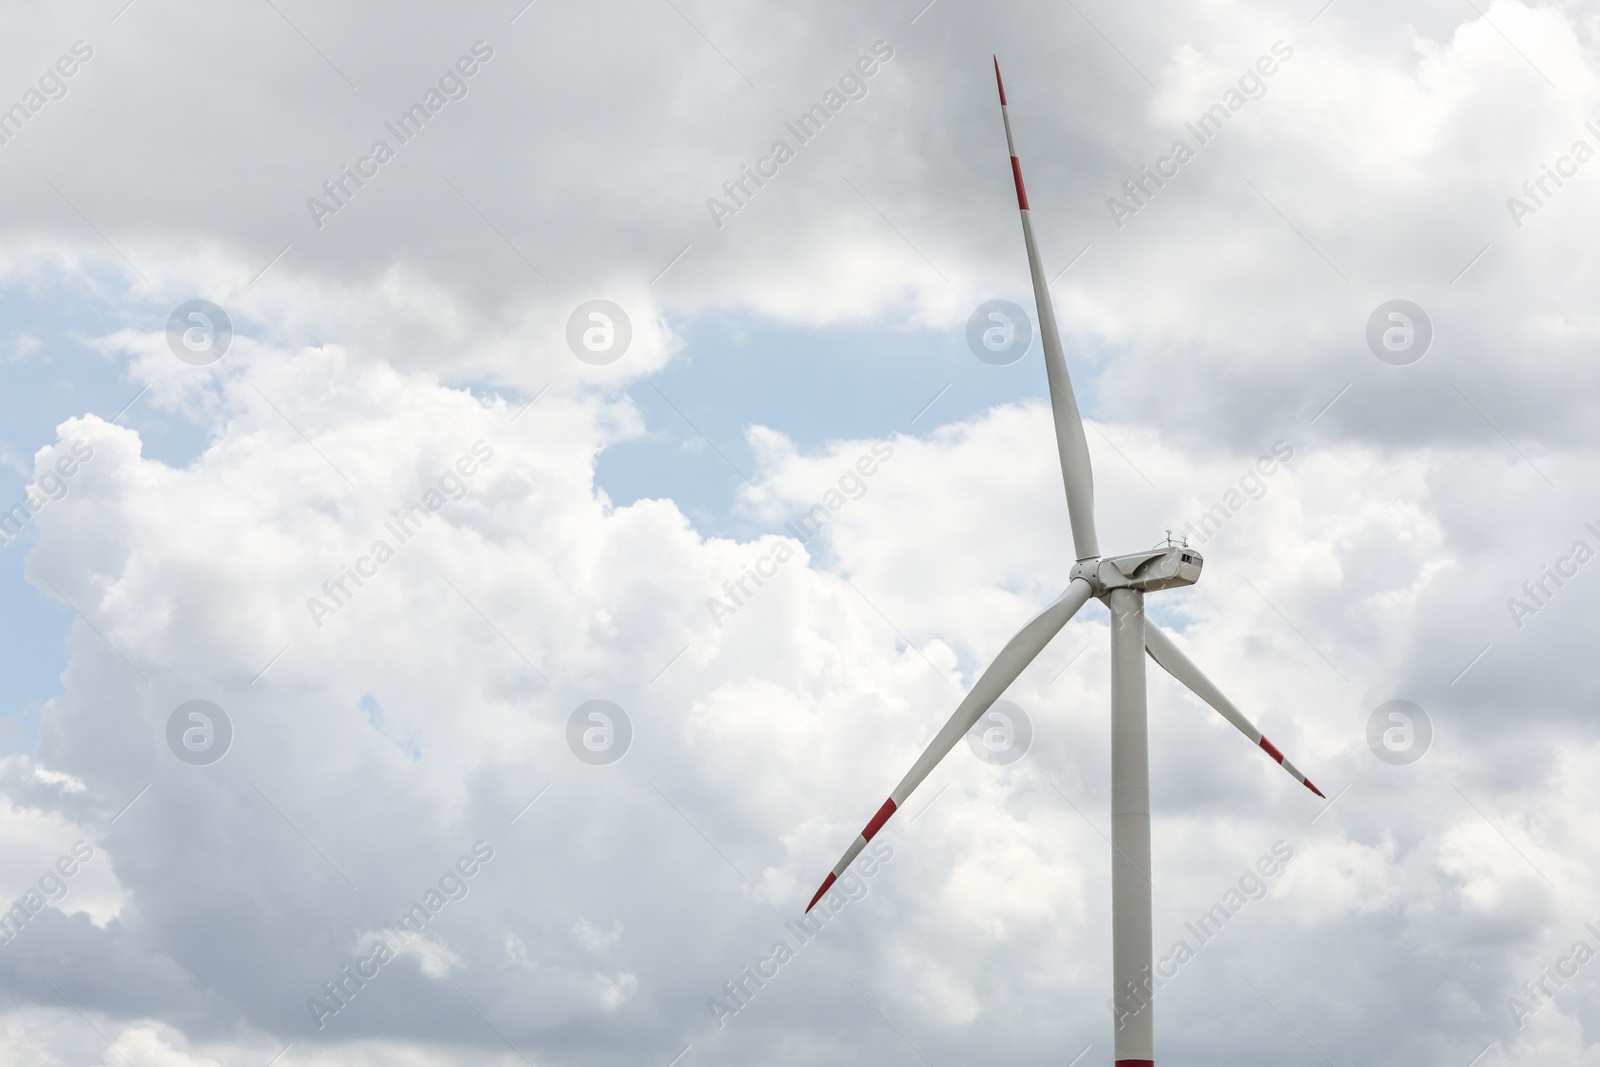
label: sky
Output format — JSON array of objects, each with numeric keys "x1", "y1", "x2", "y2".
[{"x1": 0, "y1": 0, "x2": 1598, "y2": 1064}]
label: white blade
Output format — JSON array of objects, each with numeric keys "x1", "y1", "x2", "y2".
[
  {"x1": 1143, "y1": 623, "x2": 1324, "y2": 797},
  {"x1": 806, "y1": 576, "x2": 1096, "y2": 910},
  {"x1": 995, "y1": 59, "x2": 1099, "y2": 561}
]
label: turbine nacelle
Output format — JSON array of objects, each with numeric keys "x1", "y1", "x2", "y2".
[{"x1": 1071, "y1": 546, "x2": 1204, "y2": 595}]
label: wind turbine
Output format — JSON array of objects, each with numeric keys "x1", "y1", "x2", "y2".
[{"x1": 805, "y1": 60, "x2": 1324, "y2": 1067}]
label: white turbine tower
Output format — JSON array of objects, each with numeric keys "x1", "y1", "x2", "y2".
[{"x1": 805, "y1": 60, "x2": 1324, "y2": 1067}]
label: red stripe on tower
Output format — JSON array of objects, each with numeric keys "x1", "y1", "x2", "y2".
[
  {"x1": 862, "y1": 798, "x2": 897, "y2": 841},
  {"x1": 806, "y1": 872, "x2": 837, "y2": 913},
  {"x1": 1259, "y1": 736, "x2": 1285, "y2": 764},
  {"x1": 1010, "y1": 157, "x2": 1029, "y2": 210},
  {"x1": 1114, "y1": 1061, "x2": 1156, "y2": 1067}
]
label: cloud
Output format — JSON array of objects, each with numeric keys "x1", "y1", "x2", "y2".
[
  {"x1": 3, "y1": 1, "x2": 1600, "y2": 1064},
  {"x1": 0, "y1": 321, "x2": 1589, "y2": 1063},
  {"x1": 572, "y1": 917, "x2": 622, "y2": 951}
]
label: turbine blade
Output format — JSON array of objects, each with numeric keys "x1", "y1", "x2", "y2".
[
  {"x1": 806, "y1": 577, "x2": 1096, "y2": 911},
  {"x1": 994, "y1": 58, "x2": 1098, "y2": 561},
  {"x1": 1143, "y1": 623, "x2": 1324, "y2": 798}
]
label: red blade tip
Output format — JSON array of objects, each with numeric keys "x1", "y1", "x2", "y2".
[
  {"x1": 1306, "y1": 779, "x2": 1326, "y2": 799},
  {"x1": 862, "y1": 797, "x2": 897, "y2": 841},
  {"x1": 805, "y1": 872, "x2": 837, "y2": 913},
  {"x1": 993, "y1": 57, "x2": 1007, "y2": 105}
]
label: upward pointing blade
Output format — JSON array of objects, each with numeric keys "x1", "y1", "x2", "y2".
[
  {"x1": 806, "y1": 577, "x2": 1096, "y2": 911},
  {"x1": 994, "y1": 59, "x2": 1099, "y2": 561},
  {"x1": 1143, "y1": 623, "x2": 1325, "y2": 797}
]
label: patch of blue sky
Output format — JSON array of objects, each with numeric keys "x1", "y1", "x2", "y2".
[
  {"x1": 0, "y1": 270, "x2": 1115, "y2": 746},
  {"x1": 361, "y1": 692, "x2": 420, "y2": 760},
  {"x1": 0, "y1": 268, "x2": 227, "y2": 743},
  {"x1": 594, "y1": 306, "x2": 1107, "y2": 541}
]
